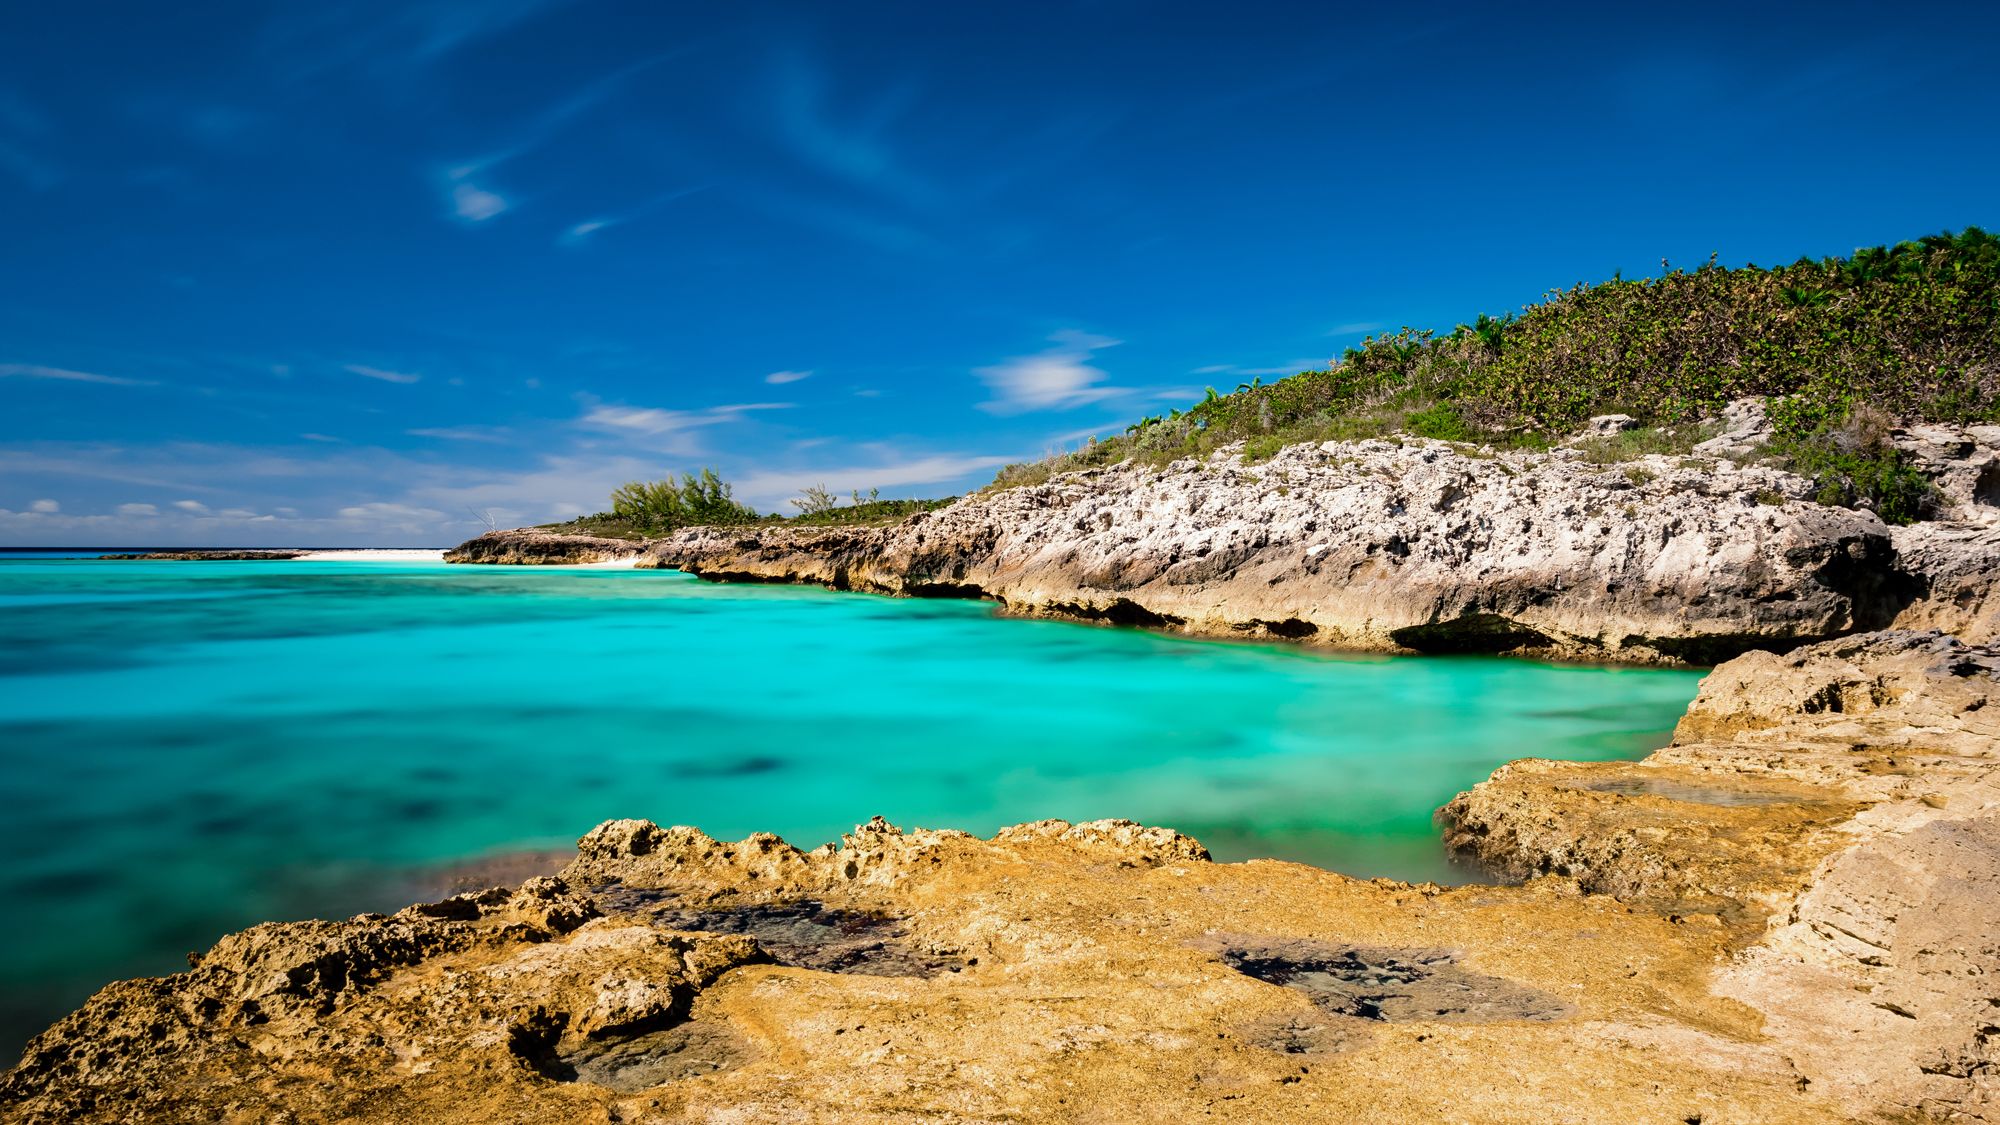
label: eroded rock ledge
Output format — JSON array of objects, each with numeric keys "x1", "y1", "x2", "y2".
[
  {"x1": 443, "y1": 530, "x2": 645, "y2": 566},
  {"x1": 451, "y1": 419, "x2": 2000, "y2": 663},
  {"x1": 1441, "y1": 628, "x2": 2000, "y2": 1120},
  {"x1": 7, "y1": 630, "x2": 1996, "y2": 1123}
]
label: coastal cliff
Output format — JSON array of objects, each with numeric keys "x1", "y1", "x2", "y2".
[
  {"x1": 643, "y1": 437, "x2": 1903, "y2": 663},
  {"x1": 447, "y1": 407, "x2": 2000, "y2": 665},
  {"x1": 7, "y1": 629, "x2": 1994, "y2": 1122}
]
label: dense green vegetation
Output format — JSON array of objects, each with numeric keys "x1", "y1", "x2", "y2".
[
  {"x1": 783, "y1": 495, "x2": 957, "y2": 527},
  {"x1": 990, "y1": 228, "x2": 2000, "y2": 523},
  {"x1": 536, "y1": 470, "x2": 953, "y2": 538},
  {"x1": 608, "y1": 468, "x2": 762, "y2": 532}
]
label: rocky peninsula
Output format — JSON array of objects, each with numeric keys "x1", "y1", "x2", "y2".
[{"x1": 450, "y1": 404, "x2": 2000, "y2": 664}]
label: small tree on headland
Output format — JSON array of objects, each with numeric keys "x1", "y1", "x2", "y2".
[
  {"x1": 791, "y1": 484, "x2": 839, "y2": 516},
  {"x1": 609, "y1": 468, "x2": 760, "y2": 532}
]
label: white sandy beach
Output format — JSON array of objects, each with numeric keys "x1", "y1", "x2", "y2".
[{"x1": 292, "y1": 549, "x2": 447, "y2": 561}]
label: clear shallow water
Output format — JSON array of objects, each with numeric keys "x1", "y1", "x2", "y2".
[{"x1": 0, "y1": 557, "x2": 1703, "y2": 1052}]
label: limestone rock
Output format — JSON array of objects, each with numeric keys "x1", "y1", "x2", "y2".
[
  {"x1": 1693, "y1": 396, "x2": 1776, "y2": 461},
  {"x1": 1580, "y1": 413, "x2": 1640, "y2": 436},
  {"x1": 1440, "y1": 629, "x2": 2000, "y2": 1120},
  {"x1": 444, "y1": 529, "x2": 646, "y2": 565},
  {"x1": 1894, "y1": 422, "x2": 2000, "y2": 518},
  {"x1": 645, "y1": 437, "x2": 1901, "y2": 664}
]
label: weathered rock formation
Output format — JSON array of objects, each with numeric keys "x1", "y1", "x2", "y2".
[
  {"x1": 639, "y1": 440, "x2": 1921, "y2": 664},
  {"x1": 442, "y1": 530, "x2": 646, "y2": 566},
  {"x1": 7, "y1": 629, "x2": 1995, "y2": 1122},
  {"x1": 445, "y1": 404, "x2": 2000, "y2": 665},
  {"x1": 1441, "y1": 629, "x2": 2000, "y2": 1121}
]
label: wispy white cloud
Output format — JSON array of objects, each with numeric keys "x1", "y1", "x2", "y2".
[
  {"x1": 729, "y1": 453, "x2": 1013, "y2": 512},
  {"x1": 300, "y1": 432, "x2": 343, "y2": 443},
  {"x1": 407, "y1": 425, "x2": 512, "y2": 443},
  {"x1": 578, "y1": 401, "x2": 792, "y2": 435},
  {"x1": 337, "y1": 501, "x2": 445, "y2": 522},
  {"x1": 764, "y1": 369, "x2": 812, "y2": 385},
  {"x1": 560, "y1": 218, "x2": 610, "y2": 244},
  {"x1": 976, "y1": 329, "x2": 1124, "y2": 414},
  {"x1": 769, "y1": 48, "x2": 935, "y2": 212},
  {"x1": 557, "y1": 184, "x2": 706, "y2": 246},
  {"x1": 115, "y1": 503, "x2": 158, "y2": 517},
  {"x1": 442, "y1": 51, "x2": 698, "y2": 229},
  {"x1": 345, "y1": 363, "x2": 422, "y2": 384},
  {"x1": 1191, "y1": 359, "x2": 1325, "y2": 379},
  {"x1": 173, "y1": 499, "x2": 209, "y2": 513},
  {"x1": 29, "y1": 498, "x2": 58, "y2": 513},
  {"x1": 448, "y1": 177, "x2": 508, "y2": 222},
  {"x1": 0, "y1": 363, "x2": 156, "y2": 387},
  {"x1": 1328, "y1": 321, "x2": 1385, "y2": 337}
]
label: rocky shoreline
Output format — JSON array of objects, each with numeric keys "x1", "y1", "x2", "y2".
[
  {"x1": 12, "y1": 410, "x2": 1999, "y2": 1120},
  {"x1": 448, "y1": 411, "x2": 1999, "y2": 665},
  {"x1": 4, "y1": 627, "x2": 1994, "y2": 1121}
]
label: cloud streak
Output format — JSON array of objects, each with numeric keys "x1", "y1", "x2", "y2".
[
  {"x1": 578, "y1": 401, "x2": 792, "y2": 435},
  {"x1": 729, "y1": 453, "x2": 1014, "y2": 512},
  {"x1": 976, "y1": 330, "x2": 1124, "y2": 414},
  {"x1": 345, "y1": 363, "x2": 423, "y2": 384},
  {"x1": 407, "y1": 425, "x2": 512, "y2": 443},
  {"x1": 0, "y1": 363, "x2": 156, "y2": 387}
]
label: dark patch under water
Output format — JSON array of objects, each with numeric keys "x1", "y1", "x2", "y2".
[
  {"x1": 1215, "y1": 938, "x2": 1571, "y2": 1023},
  {"x1": 1578, "y1": 777, "x2": 1800, "y2": 807},
  {"x1": 593, "y1": 886, "x2": 965, "y2": 977}
]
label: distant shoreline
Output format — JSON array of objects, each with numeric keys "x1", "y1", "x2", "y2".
[
  {"x1": 82, "y1": 547, "x2": 448, "y2": 562},
  {"x1": 0, "y1": 545, "x2": 448, "y2": 554}
]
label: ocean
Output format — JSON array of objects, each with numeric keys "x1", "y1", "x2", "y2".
[{"x1": 0, "y1": 554, "x2": 1702, "y2": 1054}]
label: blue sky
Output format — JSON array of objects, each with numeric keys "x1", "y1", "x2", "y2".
[{"x1": 3, "y1": 0, "x2": 1997, "y2": 545}]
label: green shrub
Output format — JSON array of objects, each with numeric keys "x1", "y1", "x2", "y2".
[
  {"x1": 1579, "y1": 423, "x2": 1718, "y2": 464},
  {"x1": 782, "y1": 496, "x2": 956, "y2": 527},
  {"x1": 1768, "y1": 408, "x2": 1936, "y2": 524},
  {"x1": 608, "y1": 468, "x2": 761, "y2": 532},
  {"x1": 533, "y1": 513, "x2": 653, "y2": 540},
  {"x1": 1241, "y1": 435, "x2": 1286, "y2": 463},
  {"x1": 791, "y1": 484, "x2": 839, "y2": 516},
  {"x1": 1404, "y1": 402, "x2": 1475, "y2": 442}
]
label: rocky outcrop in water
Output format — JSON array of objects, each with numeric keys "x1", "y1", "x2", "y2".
[
  {"x1": 443, "y1": 404, "x2": 2000, "y2": 665},
  {"x1": 442, "y1": 530, "x2": 646, "y2": 565},
  {"x1": 642, "y1": 438, "x2": 1924, "y2": 663}
]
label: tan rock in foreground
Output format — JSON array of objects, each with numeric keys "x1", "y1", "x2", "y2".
[{"x1": 6, "y1": 631, "x2": 1995, "y2": 1122}]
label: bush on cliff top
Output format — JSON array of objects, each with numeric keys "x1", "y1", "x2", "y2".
[
  {"x1": 783, "y1": 496, "x2": 956, "y2": 527},
  {"x1": 542, "y1": 475, "x2": 956, "y2": 537},
  {"x1": 609, "y1": 468, "x2": 761, "y2": 533},
  {"x1": 990, "y1": 227, "x2": 2000, "y2": 523}
]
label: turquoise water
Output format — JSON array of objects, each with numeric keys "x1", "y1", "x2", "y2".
[{"x1": 0, "y1": 557, "x2": 1703, "y2": 1052}]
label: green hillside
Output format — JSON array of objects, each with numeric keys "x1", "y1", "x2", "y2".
[{"x1": 995, "y1": 228, "x2": 2000, "y2": 523}]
